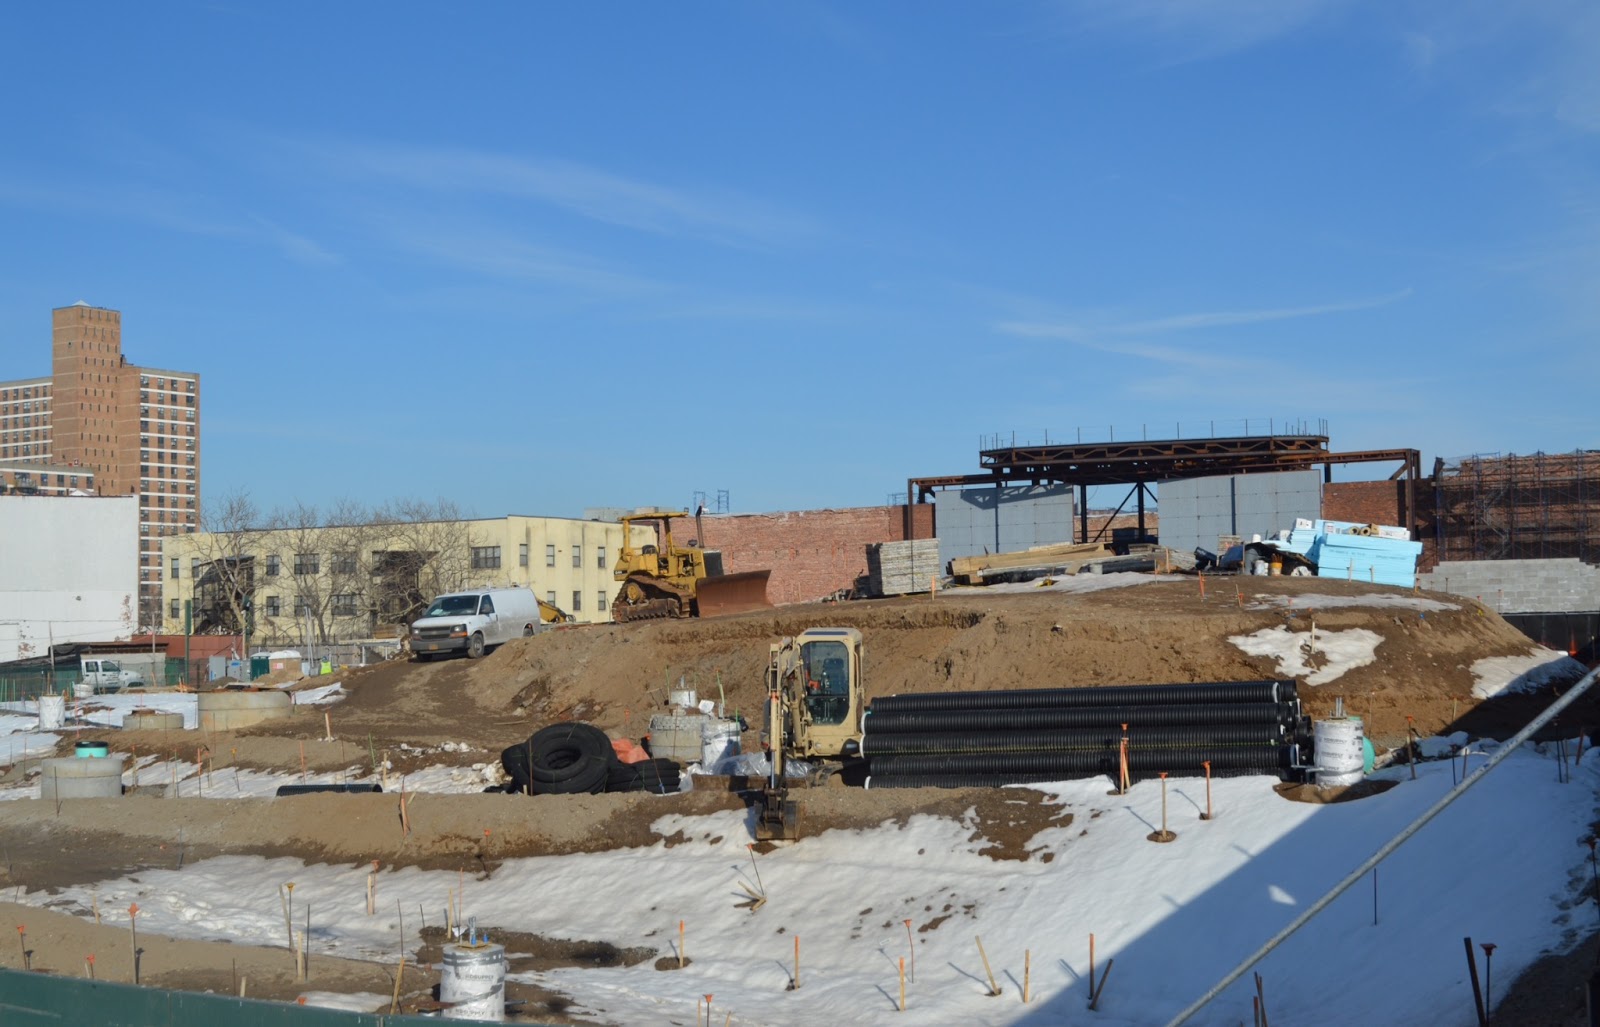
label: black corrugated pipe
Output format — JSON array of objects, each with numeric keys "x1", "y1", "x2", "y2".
[
  {"x1": 864, "y1": 701, "x2": 1298, "y2": 735},
  {"x1": 867, "y1": 773, "x2": 1073, "y2": 790},
  {"x1": 860, "y1": 724, "x2": 1286, "y2": 757},
  {"x1": 869, "y1": 764, "x2": 1293, "y2": 789},
  {"x1": 868, "y1": 745, "x2": 1287, "y2": 779},
  {"x1": 869, "y1": 680, "x2": 1297, "y2": 713}
]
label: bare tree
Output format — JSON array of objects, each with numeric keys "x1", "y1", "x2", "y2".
[
  {"x1": 370, "y1": 498, "x2": 479, "y2": 628},
  {"x1": 191, "y1": 490, "x2": 265, "y2": 637}
]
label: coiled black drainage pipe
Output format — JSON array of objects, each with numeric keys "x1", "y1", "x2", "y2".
[
  {"x1": 860, "y1": 723, "x2": 1287, "y2": 757},
  {"x1": 869, "y1": 745, "x2": 1289, "y2": 779},
  {"x1": 864, "y1": 701, "x2": 1297, "y2": 735},
  {"x1": 870, "y1": 680, "x2": 1297, "y2": 713}
]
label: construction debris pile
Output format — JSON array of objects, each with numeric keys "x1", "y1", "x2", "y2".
[
  {"x1": 860, "y1": 680, "x2": 1307, "y2": 789},
  {"x1": 499, "y1": 723, "x2": 683, "y2": 795}
]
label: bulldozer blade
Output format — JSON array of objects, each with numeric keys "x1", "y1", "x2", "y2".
[{"x1": 696, "y1": 569, "x2": 773, "y2": 619}]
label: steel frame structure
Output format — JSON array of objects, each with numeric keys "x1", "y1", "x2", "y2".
[{"x1": 906, "y1": 433, "x2": 1423, "y2": 542}]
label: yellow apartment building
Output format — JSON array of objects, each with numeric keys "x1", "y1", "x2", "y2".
[{"x1": 160, "y1": 513, "x2": 653, "y2": 644}]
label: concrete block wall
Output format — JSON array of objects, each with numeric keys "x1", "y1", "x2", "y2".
[
  {"x1": 1418, "y1": 558, "x2": 1600, "y2": 614},
  {"x1": 696, "y1": 504, "x2": 934, "y2": 605}
]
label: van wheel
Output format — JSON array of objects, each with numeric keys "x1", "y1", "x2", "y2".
[
  {"x1": 523, "y1": 624, "x2": 535, "y2": 637},
  {"x1": 467, "y1": 632, "x2": 486, "y2": 659}
]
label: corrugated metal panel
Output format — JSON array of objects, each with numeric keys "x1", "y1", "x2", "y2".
[
  {"x1": 1158, "y1": 471, "x2": 1323, "y2": 554},
  {"x1": 935, "y1": 485, "x2": 1075, "y2": 567}
]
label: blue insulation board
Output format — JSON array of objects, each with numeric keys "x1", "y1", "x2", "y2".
[{"x1": 1313, "y1": 530, "x2": 1422, "y2": 587}]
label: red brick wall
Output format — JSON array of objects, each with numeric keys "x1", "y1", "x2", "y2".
[
  {"x1": 697, "y1": 505, "x2": 935, "y2": 604},
  {"x1": 1323, "y1": 481, "x2": 1405, "y2": 527},
  {"x1": 1323, "y1": 480, "x2": 1442, "y2": 569}
]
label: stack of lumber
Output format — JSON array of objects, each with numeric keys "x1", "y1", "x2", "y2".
[
  {"x1": 866, "y1": 539, "x2": 942, "y2": 596},
  {"x1": 949, "y1": 542, "x2": 1112, "y2": 584}
]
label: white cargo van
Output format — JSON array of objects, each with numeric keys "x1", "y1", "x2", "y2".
[
  {"x1": 409, "y1": 587, "x2": 544, "y2": 660},
  {"x1": 77, "y1": 657, "x2": 147, "y2": 696}
]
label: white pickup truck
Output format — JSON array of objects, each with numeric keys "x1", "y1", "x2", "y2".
[{"x1": 76, "y1": 657, "x2": 147, "y2": 697}]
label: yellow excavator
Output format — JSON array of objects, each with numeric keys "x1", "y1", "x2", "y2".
[
  {"x1": 611, "y1": 509, "x2": 772, "y2": 622},
  {"x1": 538, "y1": 597, "x2": 576, "y2": 624},
  {"x1": 757, "y1": 627, "x2": 866, "y2": 840}
]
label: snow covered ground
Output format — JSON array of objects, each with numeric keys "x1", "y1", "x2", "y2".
[{"x1": 16, "y1": 740, "x2": 1600, "y2": 1026}]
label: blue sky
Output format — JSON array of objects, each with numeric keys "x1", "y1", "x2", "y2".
[{"x1": 1, "y1": 2, "x2": 1595, "y2": 519}]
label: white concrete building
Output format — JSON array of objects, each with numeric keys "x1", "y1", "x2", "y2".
[{"x1": 0, "y1": 495, "x2": 139, "y2": 663}]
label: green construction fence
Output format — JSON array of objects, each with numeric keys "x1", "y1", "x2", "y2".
[{"x1": 0, "y1": 966, "x2": 555, "y2": 1026}]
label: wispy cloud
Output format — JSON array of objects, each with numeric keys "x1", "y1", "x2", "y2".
[
  {"x1": 997, "y1": 288, "x2": 1413, "y2": 355},
  {"x1": 1045, "y1": 0, "x2": 1348, "y2": 62},
  {"x1": 366, "y1": 214, "x2": 662, "y2": 295},
  {"x1": 0, "y1": 176, "x2": 339, "y2": 265},
  {"x1": 277, "y1": 137, "x2": 818, "y2": 248}
]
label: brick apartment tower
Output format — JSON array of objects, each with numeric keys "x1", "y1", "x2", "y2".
[{"x1": 0, "y1": 303, "x2": 201, "y2": 629}]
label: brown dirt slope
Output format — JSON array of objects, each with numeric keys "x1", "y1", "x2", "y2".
[{"x1": 317, "y1": 578, "x2": 1576, "y2": 753}]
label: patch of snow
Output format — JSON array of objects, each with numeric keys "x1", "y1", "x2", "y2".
[
  {"x1": 1418, "y1": 732, "x2": 1468, "y2": 758},
  {"x1": 290, "y1": 683, "x2": 346, "y2": 705},
  {"x1": 296, "y1": 991, "x2": 388, "y2": 1013},
  {"x1": 1471, "y1": 651, "x2": 1589, "y2": 699},
  {"x1": 20, "y1": 747, "x2": 1599, "y2": 1026},
  {"x1": 1246, "y1": 592, "x2": 1456, "y2": 613},
  {"x1": 1229, "y1": 626, "x2": 1383, "y2": 685}
]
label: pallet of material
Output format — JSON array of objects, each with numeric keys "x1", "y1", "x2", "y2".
[
  {"x1": 866, "y1": 539, "x2": 943, "y2": 596},
  {"x1": 949, "y1": 542, "x2": 1111, "y2": 584}
]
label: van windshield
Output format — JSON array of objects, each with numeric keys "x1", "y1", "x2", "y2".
[{"x1": 424, "y1": 595, "x2": 480, "y2": 617}]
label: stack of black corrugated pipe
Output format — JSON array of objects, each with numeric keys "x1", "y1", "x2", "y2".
[{"x1": 863, "y1": 680, "x2": 1306, "y2": 789}]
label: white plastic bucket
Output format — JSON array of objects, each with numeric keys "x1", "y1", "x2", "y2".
[
  {"x1": 440, "y1": 942, "x2": 506, "y2": 1021},
  {"x1": 1314, "y1": 718, "x2": 1365, "y2": 787},
  {"x1": 38, "y1": 695, "x2": 66, "y2": 731},
  {"x1": 701, "y1": 718, "x2": 742, "y2": 769}
]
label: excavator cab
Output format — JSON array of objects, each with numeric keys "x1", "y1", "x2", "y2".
[{"x1": 757, "y1": 627, "x2": 865, "y2": 841}]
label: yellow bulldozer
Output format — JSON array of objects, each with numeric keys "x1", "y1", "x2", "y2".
[{"x1": 611, "y1": 509, "x2": 772, "y2": 623}]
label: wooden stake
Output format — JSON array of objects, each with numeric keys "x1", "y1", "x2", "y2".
[
  {"x1": 280, "y1": 884, "x2": 297, "y2": 969},
  {"x1": 679, "y1": 919, "x2": 686, "y2": 969},
  {"x1": 794, "y1": 935, "x2": 800, "y2": 990},
  {"x1": 86, "y1": 954, "x2": 95, "y2": 979},
  {"x1": 899, "y1": 956, "x2": 906, "y2": 1011},
  {"x1": 1202, "y1": 761, "x2": 1214, "y2": 820},
  {"x1": 1464, "y1": 937, "x2": 1486, "y2": 1025},
  {"x1": 323, "y1": 712, "x2": 332, "y2": 741},
  {"x1": 389, "y1": 954, "x2": 405, "y2": 1014},
  {"x1": 976, "y1": 936, "x2": 1000, "y2": 996},
  {"x1": 1023, "y1": 949, "x2": 1031, "y2": 1004},
  {"x1": 92, "y1": 891, "x2": 100, "y2": 925},
  {"x1": 904, "y1": 918, "x2": 915, "y2": 982},
  {"x1": 367, "y1": 870, "x2": 376, "y2": 916},
  {"x1": 1089, "y1": 933, "x2": 1095, "y2": 1004},
  {"x1": 239, "y1": 975, "x2": 247, "y2": 997},
  {"x1": 299, "y1": 741, "x2": 307, "y2": 783}
]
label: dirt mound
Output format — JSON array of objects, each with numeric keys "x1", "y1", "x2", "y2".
[{"x1": 361, "y1": 579, "x2": 1570, "y2": 749}]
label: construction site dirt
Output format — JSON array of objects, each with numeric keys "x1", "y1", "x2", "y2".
[{"x1": 4, "y1": 576, "x2": 1597, "y2": 1021}]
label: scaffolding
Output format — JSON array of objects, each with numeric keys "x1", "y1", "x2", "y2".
[{"x1": 1434, "y1": 451, "x2": 1600, "y2": 564}]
